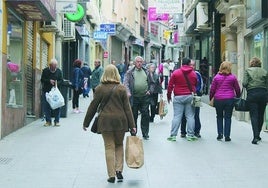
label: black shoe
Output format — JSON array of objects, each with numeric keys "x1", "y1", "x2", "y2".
[
  {"x1": 225, "y1": 137, "x2": 231, "y2": 142},
  {"x1": 217, "y1": 134, "x2": 223, "y2": 140},
  {"x1": 107, "y1": 177, "x2": 115, "y2": 183},
  {"x1": 194, "y1": 133, "x2": 201, "y2": 138},
  {"x1": 143, "y1": 135, "x2": 149, "y2": 140},
  {"x1": 181, "y1": 133, "x2": 186, "y2": 138},
  {"x1": 257, "y1": 136, "x2": 262, "y2": 141},
  {"x1": 252, "y1": 138, "x2": 259, "y2": 145},
  {"x1": 116, "y1": 171, "x2": 123, "y2": 182}
]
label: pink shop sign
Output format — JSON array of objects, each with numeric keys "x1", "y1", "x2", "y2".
[{"x1": 148, "y1": 7, "x2": 169, "y2": 22}]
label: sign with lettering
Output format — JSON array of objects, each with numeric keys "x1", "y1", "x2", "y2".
[
  {"x1": 156, "y1": 0, "x2": 182, "y2": 14},
  {"x1": 93, "y1": 31, "x2": 108, "y2": 40},
  {"x1": 6, "y1": 0, "x2": 56, "y2": 21}
]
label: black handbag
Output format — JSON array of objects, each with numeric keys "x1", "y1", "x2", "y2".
[
  {"x1": 234, "y1": 88, "x2": 249, "y2": 112},
  {"x1": 90, "y1": 85, "x2": 117, "y2": 134}
]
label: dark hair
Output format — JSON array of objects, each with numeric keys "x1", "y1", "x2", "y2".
[
  {"x1": 73, "y1": 59, "x2": 82, "y2": 67},
  {"x1": 182, "y1": 57, "x2": 191, "y2": 65}
]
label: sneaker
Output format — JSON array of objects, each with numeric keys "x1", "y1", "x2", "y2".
[
  {"x1": 187, "y1": 135, "x2": 198, "y2": 141},
  {"x1": 116, "y1": 171, "x2": 123, "y2": 182},
  {"x1": 54, "y1": 122, "x2": 60, "y2": 127},
  {"x1": 195, "y1": 133, "x2": 201, "y2": 138},
  {"x1": 181, "y1": 133, "x2": 186, "y2": 138},
  {"x1": 44, "y1": 122, "x2": 51, "y2": 127},
  {"x1": 72, "y1": 109, "x2": 78, "y2": 113},
  {"x1": 77, "y1": 109, "x2": 84, "y2": 113},
  {"x1": 167, "y1": 136, "x2": 176, "y2": 141}
]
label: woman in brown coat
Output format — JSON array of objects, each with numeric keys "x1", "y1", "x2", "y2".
[{"x1": 83, "y1": 64, "x2": 136, "y2": 183}]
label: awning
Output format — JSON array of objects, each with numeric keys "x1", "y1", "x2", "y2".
[{"x1": 6, "y1": 0, "x2": 56, "y2": 21}]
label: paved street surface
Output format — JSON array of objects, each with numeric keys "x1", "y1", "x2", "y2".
[{"x1": 1, "y1": 92, "x2": 268, "y2": 188}]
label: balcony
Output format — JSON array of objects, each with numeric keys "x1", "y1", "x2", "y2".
[{"x1": 140, "y1": 26, "x2": 150, "y2": 42}]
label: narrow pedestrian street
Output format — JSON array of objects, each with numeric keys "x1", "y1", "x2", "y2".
[{"x1": 1, "y1": 92, "x2": 268, "y2": 188}]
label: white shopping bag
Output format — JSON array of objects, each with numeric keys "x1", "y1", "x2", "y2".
[{"x1": 45, "y1": 82, "x2": 65, "y2": 110}]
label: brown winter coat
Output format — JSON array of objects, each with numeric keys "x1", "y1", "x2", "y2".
[{"x1": 83, "y1": 83, "x2": 135, "y2": 132}]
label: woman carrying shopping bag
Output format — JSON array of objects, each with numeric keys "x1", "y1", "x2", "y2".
[{"x1": 83, "y1": 64, "x2": 136, "y2": 183}]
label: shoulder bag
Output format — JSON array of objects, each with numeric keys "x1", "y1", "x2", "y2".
[
  {"x1": 183, "y1": 72, "x2": 202, "y2": 107},
  {"x1": 234, "y1": 87, "x2": 249, "y2": 112},
  {"x1": 91, "y1": 85, "x2": 117, "y2": 133}
]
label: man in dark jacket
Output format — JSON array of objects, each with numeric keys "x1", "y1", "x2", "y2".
[
  {"x1": 124, "y1": 56, "x2": 151, "y2": 140},
  {"x1": 91, "y1": 59, "x2": 104, "y2": 93},
  {"x1": 41, "y1": 58, "x2": 63, "y2": 126}
]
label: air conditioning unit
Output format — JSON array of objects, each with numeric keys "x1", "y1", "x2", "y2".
[
  {"x1": 63, "y1": 18, "x2": 76, "y2": 41},
  {"x1": 40, "y1": 21, "x2": 58, "y2": 32}
]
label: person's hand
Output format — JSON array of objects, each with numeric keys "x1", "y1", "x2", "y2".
[
  {"x1": 50, "y1": 79, "x2": 56, "y2": 85},
  {"x1": 83, "y1": 126, "x2": 87, "y2": 131},
  {"x1": 130, "y1": 128, "x2": 137, "y2": 136},
  {"x1": 168, "y1": 98, "x2": 172, "y2": 104},
  {"x1": 146, "y1": 90, "x2": 150, "y2": 95},
  {"x1": 160, "y1": 94, "x2": 163, "y2": 98}
]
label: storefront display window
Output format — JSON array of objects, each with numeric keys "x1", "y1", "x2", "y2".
[
  {"x1": 6, "y1": 10, "x2": 24, "y2": 108},
  {"x1": 252, "y1": 32, "x2": 263, "y2": 59}
]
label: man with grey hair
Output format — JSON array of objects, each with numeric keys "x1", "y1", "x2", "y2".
[
  {"x1": 41, "y1": 58, "x2": 63, "y2": 126},
  {"x1": 124, "y1": 56, "x2": 151, "y2": 140}
]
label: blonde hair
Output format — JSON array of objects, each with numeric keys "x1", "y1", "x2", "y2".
[
  {"x1": 218, "y1": 61, "x2": 232, "y2": 75},
  {"x1": 249, "y1": 57, "x2": 262, "y2": 67},
  {"x1": 100, "y1": 64, "x2": 121, "y2": 84}
]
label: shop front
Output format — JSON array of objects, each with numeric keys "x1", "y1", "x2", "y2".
[{"x1": 2, "y1": 0, "x2": 56, "y2": 138}]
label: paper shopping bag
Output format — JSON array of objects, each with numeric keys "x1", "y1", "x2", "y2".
[{"x1": 125, "y1": 136, "x2": 144, "y2": 169}]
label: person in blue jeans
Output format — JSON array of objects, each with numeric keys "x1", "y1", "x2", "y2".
[
  {"x1": 210, "y1": 61, "x2": 241, "y2": 142},
  {"x1": 41, "y1": 58, "x2": 63, "y2": 126},
  {"x1": 181, "y1": 60, "x2": 203, "y2": 138}
]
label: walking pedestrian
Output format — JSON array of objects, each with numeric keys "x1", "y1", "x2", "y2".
[
  {"x1": 91, "y1": 59, "x2": 104, "y2": 93},
  {"x1": 163, "y1": 59, "x2": 170, "y2": 89},
  {"x1": 71, "y1": 59, "x2": 84, "y2": 113},
  {"x1": 167, "y1": 57, "x2": 198, "y2": 141},
  {"x1": 116, "y1": 60, "x2": 126, "y2": 83},
  {"x1": 81, "y1": 62, "x2": 91, "y2": 98},
  {"x1": 210, "y1": 61, "x2": 241, "y2": 142},
  {"x1": 124, "y1": 56, "x2": 151, "y2": 140},
  {"x1": 181, "y1": 60, "x2": 203, "y2": 138},
  {"x1": 147, "y1": 63, "x2": 163, "y2": 123},
  {"x1": 242, "y1": 57, "x2": 268, "y2": 144},
  {"x1": 41, "y1": 58, "x2": 63, "y2": 126},
  {"x1": 83, "y1": 64, "x2": 136, "y2": 183}
]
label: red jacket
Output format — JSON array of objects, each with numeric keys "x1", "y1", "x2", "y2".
[{"x1": 167, "y1": 65, "x2": 197, "y2": 100}]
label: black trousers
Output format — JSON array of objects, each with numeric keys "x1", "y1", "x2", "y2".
[
  {"x1": 132, "y1": 95, "x2": 150, "y2": 137},
  {"x1": 149, "y1": 93, "x2": 159, "y2": 121},
  {"x1": 247, "y1": 88, "x2": 267, "y2": 139}
]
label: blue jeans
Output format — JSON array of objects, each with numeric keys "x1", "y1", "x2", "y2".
[
  {"x1": 170, "y1": 95, "x2": 195, "y2": 137},
  {"x1": 214, "y1": 98, "x2": 234, "y2": 137},
  {"x1": 43, "y1": 93, "x2": 61, "y2": 123}
]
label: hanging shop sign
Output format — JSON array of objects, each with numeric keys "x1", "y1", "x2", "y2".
[
  {"x1": 56, "y1": 0, "x2": 77, "y2": 13},
  {"x1": 65, "y1": 3, "x2": 85, "y2": 22},
  {"x1": 148, "y1": 7, "x2": 169, "y2": 22},
  {"x1": 156, "y1": 0, "x2": 182, "y2": 14},
  {"x1": 100, "y1": 24, "x2": 116, "y2": 35},
  {"x1": 6, "y1": 0, "x2": 56, "y2": 21}
]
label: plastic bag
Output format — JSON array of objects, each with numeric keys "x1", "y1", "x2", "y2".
[{"x1": 46, "y1": 86, "x2": 65, "y2": 110}]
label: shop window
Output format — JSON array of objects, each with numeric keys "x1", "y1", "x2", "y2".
[{"x1": 6, "y1": 10, "x2": 24, "y2": 108}]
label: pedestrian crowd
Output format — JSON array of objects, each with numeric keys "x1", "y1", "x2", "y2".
[{"x1": 41, "y1": 55, "x2": 268, "y2": 183}]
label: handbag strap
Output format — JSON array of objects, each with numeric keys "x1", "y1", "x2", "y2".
[
  {"x1": 182, "y1": 71, "x2": 193, "y2": 94},
  {"x1": 98, "y1": 85, "x2": 117, "y2": 112}
]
